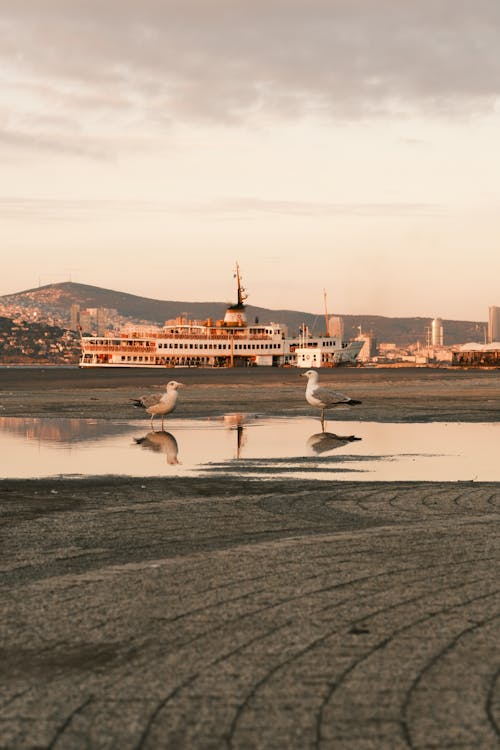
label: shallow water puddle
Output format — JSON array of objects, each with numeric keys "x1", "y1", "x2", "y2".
[{"x1": 0, "y1": 416, "x2": 498, "y2": 481}]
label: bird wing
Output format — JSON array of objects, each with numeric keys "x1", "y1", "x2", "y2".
[
  {"x1": 311, "y1": 385, "x2": 351, "y2": 405},
  {"x1": 138, "y1": 394, "x2": 161, "y2": 408}
]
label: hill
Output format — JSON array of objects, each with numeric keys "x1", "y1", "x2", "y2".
[{"x1": 0, "y1": 282, "x2": 485, "y2": 346}]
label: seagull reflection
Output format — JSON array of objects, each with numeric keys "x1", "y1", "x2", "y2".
[
  {"x1": 134, "y1": 431, "x2": 180, "y2": 465},
  {"x1": 223, "y1": 413, "x2": 246, "y2": 459},
  {"x1": 307, "y1": 432, "x2": 361, "y2": 455}
]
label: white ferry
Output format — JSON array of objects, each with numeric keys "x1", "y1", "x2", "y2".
[{"x1": 79, "y1": 266, "x2": 363, "y2": 368}]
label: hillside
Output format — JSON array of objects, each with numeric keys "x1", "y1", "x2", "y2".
[
  {"x1": 0, "y1": 282, "x2": 485, "y2": 345},
  {"x1": 0, "y1": 315, "x2": 80, "y2": 364}
]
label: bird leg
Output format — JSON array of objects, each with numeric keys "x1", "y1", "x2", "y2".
[
  {"x1": 150, "y1": 414, "x2": 155, "y2": 430},
  {"x1": 161, "y1": 415, "x2": 164, "y2": 430},
  {"x1": 321, "y1": 409, "x2": 325, "y2": 432}
]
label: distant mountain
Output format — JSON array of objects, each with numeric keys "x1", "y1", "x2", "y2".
[{"x1": 0, "y1": 282, "x2": 486, "y2": 346}]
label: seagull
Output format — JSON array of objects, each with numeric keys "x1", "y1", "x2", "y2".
[
  {"x1": 130, "y1": 381, "x2": 184, "y2": 429},
  {"x1": 302, "y1": 369, "x2": 361, "y2": 429}
]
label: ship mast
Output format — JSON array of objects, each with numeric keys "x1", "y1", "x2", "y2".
[{"x1": 234, "y1": 262, "x2": 248, "y2": 307}]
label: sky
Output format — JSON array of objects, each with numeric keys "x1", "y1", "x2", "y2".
[{"x1": 1, "y1": 0, "x2": 500, "y2": 321}]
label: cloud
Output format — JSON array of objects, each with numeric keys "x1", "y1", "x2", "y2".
[
  {"x1": 0, "y1": 196, "x2": 439, "y2": 222},
  {"x1": 1, "y1": 0, "x2": 500, "y2": 155},
  {"x1": 188, "y1": 198, "x2": 440, "y2": 219},
  {"x1": 0, "y1": 127, "x2": 112, "y2": 160}
]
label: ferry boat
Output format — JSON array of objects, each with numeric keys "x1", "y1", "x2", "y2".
[{"x1": 78, "y1": 266, "x2": 363, "y2": 368}]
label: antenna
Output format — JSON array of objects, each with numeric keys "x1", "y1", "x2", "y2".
[{"x1": 234, "y1": 262, "x2": 248, "y2": 307}]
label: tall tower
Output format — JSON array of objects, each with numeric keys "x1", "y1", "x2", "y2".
[
  {"x1": 431, "y1": 317, "x2": 444, "y2": 347},
  {"x1": 488, "y1": 306, "x2": 500, "y2": 343},
  {"x1": 70, "y1": 304, "x2": 80, "y2": 330},
  {"x1": 328, "y1": 316, "x2": 344, "y2": 339},
  {"x1": 96, "y1": 307, "x2": 109, "y2": 336}
]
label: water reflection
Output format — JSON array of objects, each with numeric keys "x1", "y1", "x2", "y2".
[
  {"x1": 0, "y1": 416, "x2": 498, "y2": 481},
  {"x1": 0, "y1": 416, "x2": 131, "y2": 444},
  {"x1": 307, "y1": 432, "x2": 362, "y2": 455},
  {"x1": 134, "y1": 431, "x2": 180, "y2": 465},
  {"x1": 223, "y1": 413, "x2": 247, "y2": 458}
]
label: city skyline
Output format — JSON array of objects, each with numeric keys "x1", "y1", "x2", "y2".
[{"x1": 1, "y1": 1, "x2": 500, "y2": 320}]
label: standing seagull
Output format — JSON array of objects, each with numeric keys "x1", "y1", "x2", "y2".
[
  {"x1": 302, "y1": 369, "x2": 361, "y2": 429},
  {"x1": 131, "y1": 381, "x2": 184, "y2": 430}
]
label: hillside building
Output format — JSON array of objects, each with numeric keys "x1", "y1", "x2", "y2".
[
  {"x1": 70, "y1": 305, "x2": 116, "y2": 335},
  {"x1": 488, "y1": 306, "x2": 500, "y2": 343}
]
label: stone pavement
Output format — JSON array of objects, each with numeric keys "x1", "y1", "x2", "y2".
[{"x1": 1, "y1": 477, "x2": 499, "y2": 749}]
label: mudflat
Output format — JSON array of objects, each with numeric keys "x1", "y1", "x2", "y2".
[
  {"x1": 1, "y1": 365, "x2": 499, "y2": 421},
  {"x1": 1, "y1": 366, "x2": 499, "y2": 749}
]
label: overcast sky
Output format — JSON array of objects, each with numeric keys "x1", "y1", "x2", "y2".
[{"x1": 1, "y1": 0, "x2": 499, "y2": 320}]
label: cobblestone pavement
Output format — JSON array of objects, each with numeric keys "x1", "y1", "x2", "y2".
[{"x1": 1, "y1": 477, "x2": 499, "y2": 749}]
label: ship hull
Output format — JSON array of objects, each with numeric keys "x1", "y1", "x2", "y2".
[{"x1": 79, "y1": 328, "x2": 361, "y2": 368}]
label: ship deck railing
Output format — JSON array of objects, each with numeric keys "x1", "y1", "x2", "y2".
[{"x1": 85, "y1": 333, "x2": 278, "y2": 347}]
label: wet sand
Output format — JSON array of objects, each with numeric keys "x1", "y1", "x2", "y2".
[
  {"x1": 1, "y1": 367, "x2": 499, "y2": 749},
  {"x1": 1, "y1": 365, "x2": 499, "y2": 422}
]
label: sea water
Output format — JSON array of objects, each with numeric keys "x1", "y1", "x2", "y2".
[{"x1": 0, "y1": 416, "x2": 498, "y2": 481}]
